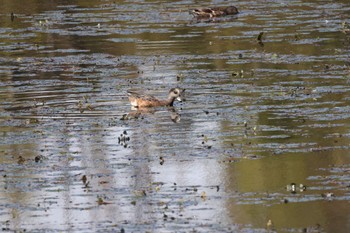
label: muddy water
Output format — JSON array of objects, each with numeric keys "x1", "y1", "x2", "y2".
[{"x1": 1, "y1": 0, "x2": 350, "y2": 232}]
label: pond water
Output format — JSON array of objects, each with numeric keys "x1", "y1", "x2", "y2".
[{"x1": 1, "y1": 0, "x2": 350, "y2": 232}]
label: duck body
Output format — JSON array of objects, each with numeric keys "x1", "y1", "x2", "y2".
[
  {"x1": 127, "y1": 88, "x2": 185, "y2": 108},
  {"x1": 191, "y1": 6, "x2": 239, "y2": 18}
]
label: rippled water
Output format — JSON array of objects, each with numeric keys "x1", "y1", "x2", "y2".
[{"x1": 1, "y1": 0, "x2": 350, "y2": 232}]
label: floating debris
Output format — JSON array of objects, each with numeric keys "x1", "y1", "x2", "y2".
[
  {"x1": 294, "y1": 33, "x2": 301, "y2": 41},
  {"x1": 81, "y1": 175, "x2": 87, "y2": 185},
  {"x1": 18, "y1": 156, "x2": 25, "y2": 164},
  {"x1": 299, "y1": 184, "x2": 307, "y2": 192},
  {"x1": 96, "y1": 196, "x2": 112, "y2": 205},
  {"x1": 10, "y1": 12, "x2": 15, "y2": 22},
  {"x1": 266, "y1": 219, "x2": 273, "y2": 229},
  {"x1": 231, "y1": 69, "x2": 244, "y2": 77},
  {"x1": 302, "y1": 224, "x2": 323, "y2": 233},
  {"x1": 34, "y1": 155, "x2": 44, "y2": 163},
  {"x1": 341, "y1": 21, "x2": 350, "y2": 34},
  {"x1": 286, "y1": 183, "x2": 307, "y2": 194},
  {"x1": 286, "y1": 183, "x2": 297, "y2": 194},
  {"x1": 257, "y1": 32, "x2": 264, "y2": 46},
  {"x1": 201, "y1": 134, "x2": 208, "y2": 143},
  {"x1": 133, "y1": 190, "x2": 147, "y2": 197},
  {"x1": 200, "y1": 191, "x2": 207, "y2": 200},
  {"x1": 81, "y1": 175, "x2": 90, "y2": 188},
  {"x1": 176, "y1": 73, "x2": 184, "y2": 81},
  {"x1": 220, "y1": 157, "x2": 239, "y2": 163},
  {"x1": 120, "y1": 114, "x2": 129, "y2": 120},
  {"x1": 159, "y1": 156, "x2": 165, "y2": 165},
  {"x1": 321, "y1": 192, "x2": 335, "y2": 199},
  {"x1": 39, "y1": 19, "x2": 50, "y2": 27},
  {"x1": 118, "y1": 130, "x2": 130, "y2": 147},
  {"x1": 26, "y1": 118, "x2": 39, "y2": 124},
  {"x1": 77, "y1": 97, "x2": 93, "y2": 113}
]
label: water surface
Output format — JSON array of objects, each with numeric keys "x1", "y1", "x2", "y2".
[{"x1": 1, "y1": 0, "x2": 350, "y2": 232}]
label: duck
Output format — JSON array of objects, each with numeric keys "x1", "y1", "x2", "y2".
[
  {"x1": 190, "y1": 6, "x2": 239, "y2": 18},
  {"x1": 127, "y1": 88, "x2": 185, "y2": 108}
]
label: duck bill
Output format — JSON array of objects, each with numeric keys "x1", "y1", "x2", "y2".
[{"x1": 177, "y1": 89, "x2": 186, "y2": 102}]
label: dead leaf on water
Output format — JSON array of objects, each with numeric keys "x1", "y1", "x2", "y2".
[
  {"x1": 97, "y1": 196, "x2": 112, "y2": 205},
  {"x1": 200, "y1": 191, "x2": 207, "y2": 200}
]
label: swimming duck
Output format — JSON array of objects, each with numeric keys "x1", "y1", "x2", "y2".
[
  {"x1": 190, "y1": 6, "x2": 239, "y2": 18},
  {"x1": 127, "y1": 88, "x2": 185, "y2": 108}
]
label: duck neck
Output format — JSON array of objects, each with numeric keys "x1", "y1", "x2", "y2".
[{"x1": 164, "y1": 96, "x2": 176, "y2": 106}]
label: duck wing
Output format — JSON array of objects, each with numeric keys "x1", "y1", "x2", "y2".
[
  {"x1": 191, "y1": 8, "x2": 215, "y2": 17},
  {"x1": 127, "y1": 90, "x2": 158, "y2": 102}
]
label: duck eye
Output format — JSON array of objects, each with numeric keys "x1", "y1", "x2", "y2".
[{"x1": 173, "y1": 90, "x2": 178, "y2": 94}]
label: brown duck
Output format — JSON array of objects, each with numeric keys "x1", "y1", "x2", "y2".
[
  {"x1": 127, "y1": 88, "x2": 185, "y2": 108},
  {"x1": 190, "y1": 6, "x2": 239, "y2": 18}
]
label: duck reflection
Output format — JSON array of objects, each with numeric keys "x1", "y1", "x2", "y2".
[{"x1": 121, "y1": 106, "x2": 181, "y2": 123}]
